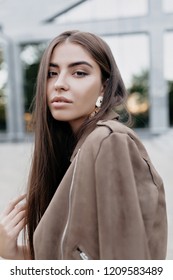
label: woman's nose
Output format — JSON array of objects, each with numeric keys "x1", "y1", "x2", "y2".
[{"x1": 54, "y1": 73, "x2": 69, "y2": 91}]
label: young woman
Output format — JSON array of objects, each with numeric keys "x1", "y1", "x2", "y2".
[{"x1": 0, "y1": 30, "x2": 167, "y2": 260}]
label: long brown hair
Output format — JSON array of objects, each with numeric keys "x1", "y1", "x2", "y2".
[{"x1": 25, "y1": 30, "x2": 128, "y2": 259}]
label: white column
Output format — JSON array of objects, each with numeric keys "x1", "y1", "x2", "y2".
[
  {"x1": 148, "y1": 0, "x2": 169, "y2": 133},
  {"x1": 3, "y1": 37, "x2": 25, "y2": 140},
  {"x1": 12, "y1": 42, "x2": 25, "y2": 140}
]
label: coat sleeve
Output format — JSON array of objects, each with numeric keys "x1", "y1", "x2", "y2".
[{"x1": 94, "y1": 132, "x2": 166, "y2": 259}]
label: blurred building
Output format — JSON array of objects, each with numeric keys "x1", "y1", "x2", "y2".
[{"x1": 0, "y1": 0, "x2": 173, "y2": 141}]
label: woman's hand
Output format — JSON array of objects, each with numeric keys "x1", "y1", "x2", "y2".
[{"x1": 0, "y1": 194, "x2": 28, "y2": 259}]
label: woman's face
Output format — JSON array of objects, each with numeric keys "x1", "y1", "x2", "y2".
[{"x1": 47, "y1": 41, "x2": 104, "y2": 132}]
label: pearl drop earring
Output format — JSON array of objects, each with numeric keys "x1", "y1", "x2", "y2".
[
  {"x1": 89, "y1": 96, "x2": 103, "y2": 118},
  {"x1": 96, "y1": 96, "x2": 103, "y2": 108}
]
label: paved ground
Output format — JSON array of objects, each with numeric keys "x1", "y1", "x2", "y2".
[{"x1": 0, "y1": 129, "x2": 173, "y2": 259}]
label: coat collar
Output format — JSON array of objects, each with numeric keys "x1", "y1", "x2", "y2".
[{"x1": 70, "y1": 110, "x2": 119, "y2": 162}]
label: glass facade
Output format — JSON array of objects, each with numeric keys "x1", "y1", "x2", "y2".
[
  {"x1": 20, "y1": 42, "x2": 47, "y2": 132},
  {"x1": 103, "y1": 34, "x2": 149, "y2": 128}
]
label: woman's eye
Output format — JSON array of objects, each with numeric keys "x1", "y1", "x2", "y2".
[
  {"x1": 48, "y1": 71, "x2": 58, "y2": 78},
  {"x1": 74, "y1": 71, "x2": 88, "y2": 77}
]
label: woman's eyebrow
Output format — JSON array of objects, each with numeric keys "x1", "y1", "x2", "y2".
[
  {"x1": 68, "y1": 61, "x2": 93, "y2": 68},
  {"x1": 49, "y1": 61, "x2": 93, "y2": 69},
  {"x1": 49, "y1": 62, "x2": 58, "y2": 68}
]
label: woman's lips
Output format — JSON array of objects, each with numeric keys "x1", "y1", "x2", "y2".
[
  {"x1": 50, "y1": 96, "x2": 73, "y2": 109},
  {"x1": 51, "y1": 96, "x2": 73, "y2": 104}
]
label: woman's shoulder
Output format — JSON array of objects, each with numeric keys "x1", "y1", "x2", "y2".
[
  {"x1": 90, "y1": 119, "x2": 137, "y2": 142},
  {"x1": 84, "y1": 119, "x2": 148, "y2": 160},
  {"x1": 97, "y1": 119, "x2": 134, "y2": 135},
  {"x1": 82, "y1": 119, "x2": 135, "y2": 150}
]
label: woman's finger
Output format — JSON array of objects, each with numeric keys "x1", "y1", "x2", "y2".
[
  {"x1": 11, "y1": 218, "x2": 26, "y2": 238},
  {"x1": 2, "y1": 194, "x2": 26, "y2": 216},
  {"x1": 1, "y1": 204, "x2": 26, "y2": 224},
  {"x1": 7, "y1": 210, "x2": 26, "y2": 230},
  {"x1": 2, "y1": 203, "x2": 27, "y2": 227},
  {"x1": 3, "y1": 213, "x2": 26, "y2": 241}
]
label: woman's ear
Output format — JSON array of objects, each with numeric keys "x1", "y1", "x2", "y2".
[
  {"x1": 100, "y1": 86, "x2": 104, "y2": 96},
  {"x1": 100, "y1": 78, "x2": 109, "y2": 96}
]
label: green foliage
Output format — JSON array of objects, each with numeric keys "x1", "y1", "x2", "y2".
[
  {"x1": 128, "y1": 70, "x2": 149, "y2": 99},
  {"x1": 128, "y1": 69, "x2": 173, "y2": 127},
  {"x1": 22, "y1": 43, "x2": 46, "y2": 113},
  {"x1": 127, "y1": 70, "x2": 149, "y2": 128},
  {"x1": 24, "y1": 63, "x2": 39, "y2": 112}
]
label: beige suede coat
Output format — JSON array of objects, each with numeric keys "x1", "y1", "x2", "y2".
[{"x1": 34, "y1": 112, "x2": 167, "y2": 260}]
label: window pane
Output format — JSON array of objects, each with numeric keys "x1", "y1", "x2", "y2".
[
  {"x1": 21, "y1": 42, "x2": 47, "y2": 132},
  {"x1": 164, "y1": 32, "x2": 173, "y2": 81},
  {"x1": 103, "y1": 34, "x2": 149, "y2": 128},
  {"x1": 103, "y1": 34, "x2": 149, "y2": 86}
]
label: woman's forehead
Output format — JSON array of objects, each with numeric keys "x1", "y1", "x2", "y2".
[
  {"x1": 50, "y1": 41, "x2": 99, "y2": 68},
  {"x1": 52, "y1": 41, "x2": 91, "y2": 58}
]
